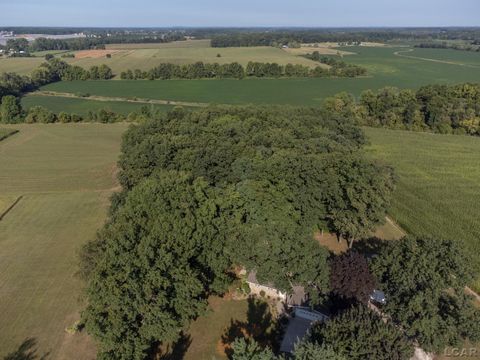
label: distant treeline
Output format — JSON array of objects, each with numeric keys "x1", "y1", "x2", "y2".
[
  {"x1": 3, "y1": 27, "x2": 480, "y2": 50},
  {"x1": 120, "y1": 59, "x2": 366, "y2": 80},
  {"x1": 414, "y1": 42, "x2": 480, "y2": 52},
  {"x1": 326, "y1": 83, "x2": 480, "y2": 135},
  {"x1": 209, "y1": 28, "x2": 480, "y2": 47},
  {"x1": 1, "y1": 33, "x2": 186, "y2": 53}
]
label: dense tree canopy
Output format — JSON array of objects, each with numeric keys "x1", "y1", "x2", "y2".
[
  {"x1": 330, "y1": 251, "x2": 377, "y2": 304},
  {"x1": 82, "y1": 106, "x2": 394, "y2": 358},
  {"x1": 82, "y1": 172, "x2": 233, "y2": 359},
  {"x1": 371, "y1": 236, "x2": 480, "y2": 353},
  {"x1": 309, "y1": 305, "x2": 414, "y2": 360},
  {"x1": 231, "y1": 338, "x2": 346, "y2": 360},
  {"x1": 326, "y1": 83, "x2": 480, "y2": 136}
]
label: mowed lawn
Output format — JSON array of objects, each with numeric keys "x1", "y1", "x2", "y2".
[
  {"x1": 0, "y1": 123, "x2": 128, "y2": 359},
  {"x1": 364, "y1": 128, "x2": 480, "y2": 290}
]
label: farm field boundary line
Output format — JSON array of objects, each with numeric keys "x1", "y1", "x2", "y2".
[
  {"x1": 385, "y1": 216, "x2": 406, "y2": 237},
  {"x1": 29, "y1": 91, "x2": 214, "y2": 108},
  {"x1": 393, "y1": 48, "x2": 480, "y2": 68},
  {"x1": 0, "y1": 129, "x2": 19, "y2": 142},
  {"x1": 0, "y1": 195, "x2": 23, "y2": 221}
]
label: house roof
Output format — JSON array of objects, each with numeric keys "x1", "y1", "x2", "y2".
[
  {"x1": 280, "y1": 308, "x2": 329, "y2": 354},
  {"x1": 280, "y1": 316, "x2": 311, "y2": 353},
  {"x1": 247, "y1": 271, "x2": 307, "y2": 306}
]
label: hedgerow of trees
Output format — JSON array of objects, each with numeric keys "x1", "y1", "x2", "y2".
[
  {"x1": 119, "y1": 60, "x2": 366, "y2": 80},
  {"x1": 0, "y1": 58, "x2": 113, "y2": 101},
  {"x1": 80, "y1": 106, "x2": 395, "y2": 359},
  {"x1": 415, "y1": 42, "x2": 480, "y2": 52},
  {"x1": 304, "y1": 52, "x2": 367, "y2": 77},
  {"x1": 0, "y1": 94, "x2": 156, "y2": 124}
]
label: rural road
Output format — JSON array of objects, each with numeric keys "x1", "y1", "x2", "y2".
[{"x1": 393, "y1": 48, "x2": 480, "y2": 68}]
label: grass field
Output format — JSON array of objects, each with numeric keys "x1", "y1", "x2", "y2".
[
  {"x1": 182, "y1": 297, "x2": 249, "y2": 360},
  {"x1": 21, "y1": 95, "x2": 176, "y2": 115},
  {"x1": 0, "y1": 123, "x2": 128, "y2": 359},
  {"x1": 0, "y1": 128, "x2": 18, "y2": 142},
  {"x1": 105, "y1": 39, "x2": 212, "y2": 49},
  {"x1": 364, "y1": 127, "x2": 480, "y2": 290},
  {"x1": 0, "y1": 44, "x2": 319, "y2": 77},
  {"x1": 35, "y1": 46, "x2": 480, "y2": 108}
]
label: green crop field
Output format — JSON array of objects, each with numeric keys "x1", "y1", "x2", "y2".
[
  {"x1": 35, "y1": 46, "x2": 480, "y2": 109},
  {"x1": 21, "y1": 95, "x2": 176, "y2": 115},
  {"x1": 0, "y1": 123, "x2": 128, "y2": 359},
  {"x1": 365, "y1": 127, "x2": 480, "y2": 290}
]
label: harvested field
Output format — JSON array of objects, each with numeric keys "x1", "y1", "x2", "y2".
[
  {"x1": 0, "y1": 123, "x2": 128, "y2": 359},
  {"x1": 74, "y1": 49, "x2": 125, "y2": 58},
  {"x1": 0, "y1": 45, "x2": 319, "y2": 76},
  {"x1": 284, "y1": 46, "x2": 354, "y2": 56},
  {"x1": 105, "y1": 39, "x2": 211, "y2": 49}
]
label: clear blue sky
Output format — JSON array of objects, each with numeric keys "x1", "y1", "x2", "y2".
[{"x1": 1, "y1": 0, "x2": 479, "y2": 27}]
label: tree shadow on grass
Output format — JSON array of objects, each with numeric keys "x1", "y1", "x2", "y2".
[
  {"x1": 222, "y1": 297, "x2": 284, "y2": 358},
  {"x1": 3, "y1": 338, "x2": 49, "y2": 360},
  {"x1": 352, "y1": 236, "x2": 390, "y2": 258},
  {"x1": 155, "y1": 332, "x2": 192, "y2": 360}
]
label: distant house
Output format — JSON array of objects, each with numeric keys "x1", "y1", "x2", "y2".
[
  {"x1": 280, "y1": 307, "x2": 329, "y2": 354},
  {"x1": 246, "y1": 271, "x2": 308, "y2": 306}
]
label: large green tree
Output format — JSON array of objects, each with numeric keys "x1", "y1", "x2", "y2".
[
  {"x1": 324, "y1": 155, "x2": 395, "y2": 248},
  {"x1": 231, "y1": 338, "x2": 346, "y2": 360},
  {"x1": 330, "y1": 251, "x2": 376, "y2": 304},
  {"x1": 372, "y1": 236, "x2": 480, "y2": 352},
  {"x1": 82, "y1": 172, "x2": 233, "y2": 360},
  {"x1": 309, "y1": 305, "x2": 413, "y2": 360},
  {"x1": 0, "y1": 95, "x2": 23, "y2": 123}
]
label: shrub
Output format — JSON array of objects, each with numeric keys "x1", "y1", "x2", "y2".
[
  {"x1": 25, "y1": 106, "x2": 56, "y2": 123},
  {"x1": 65, "y1": 320, "x2": 83, "y2": 334}
]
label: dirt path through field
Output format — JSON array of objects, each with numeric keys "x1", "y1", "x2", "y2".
[
  {"x1": 30, "y1": 91, "x2": 214, "y2": 108},
  {"x1": 394, "y1": 48, "x2": 480, "y2": 68}
]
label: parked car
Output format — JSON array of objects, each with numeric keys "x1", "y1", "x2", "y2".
[{"x1": 370, "y1": 289, "x2": 386, "y2": 305}]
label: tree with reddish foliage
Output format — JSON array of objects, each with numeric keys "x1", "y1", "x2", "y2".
[{"x1": 330, "y1": 251, "x2": 376, "y2": 304}]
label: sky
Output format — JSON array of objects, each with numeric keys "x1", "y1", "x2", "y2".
[{"x1": 0, "y1": 0, "x2": 479, "y2": 27}]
